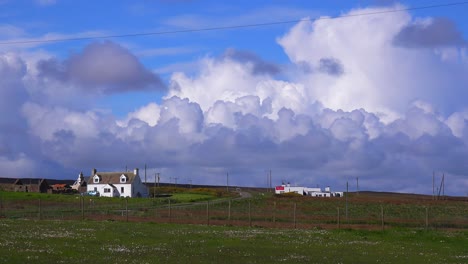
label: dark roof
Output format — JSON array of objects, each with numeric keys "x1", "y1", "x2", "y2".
[
  {"x1": 0, "y1": 177, "x2": 19, "y2": 184},
  {"x1": 20, "y1": 178, "x2": 48, "y2": 185},
  {"x1": 90, "y1": 172, "x2": 137, "y2": 185},
  {"x1": 47, "y1": 179, "x2": 75, "y2": 185},
  {"x1": 51, "y1": 183, "x2": 70, "y2": 188}
]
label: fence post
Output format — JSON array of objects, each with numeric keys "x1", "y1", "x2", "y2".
[
  {"x1": 168, "y1": 199, "x2": 171, "y2": 222},
  {"x1": 425, "y1": 207, "x2": 429, "y2": 230},
  {"x1": 38, "y1": 199, "x2": 42, "y2": 220},
  {"x1": 248, "y1": 201, "x2": 251, "y2": 227},
  {"x1": 154, "y1": 203, "x2": 157, "y2": 220},
  {"x1": 0, "y1": 193, "x2": 3, "y2": 217},
  {"x1": 380, "y1": 205, "x2": 384, "y2": 231},
  {"x1": 273, "y1": 201, "x2": 276, "y2": 224},
  {"x1": 125, "y1": 198, "x2": 129, "y2": 222},
  {"x1": 206, "y1": 201, "x2": 210, "y2": 226},
  {"x1": 293, "y1": 203, "x2": 297, "y2": 229},
  {"x1": 228, "y1": 200, "x2": 231, "y2": 222},
  {"x1": 337, "y1": 207, "x2": 340, "y2": 229},
  {"x1": 81, "y1": 196, "x2": 84, "y2": 221}
]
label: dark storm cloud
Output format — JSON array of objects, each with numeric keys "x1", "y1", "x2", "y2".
[
  {"x1": 0, "y1": 53, "x2": 32, "y2": 158},
  {"x1": 37, "y1": 41, "x2": 166, "y2": 94},
  {"x1": 222, "y1": 48, "x2": 281, "y2": 75},
  {"x1": 318, "y1": 57, "x2": 344, "y2": 76},
  {"x1": 394, "y1": 18, "x2": 466, "y2": 48}
]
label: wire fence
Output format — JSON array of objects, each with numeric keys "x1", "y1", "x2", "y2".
[{"x1": 0, "y1": 195, "x2": 467, "y2": 230}]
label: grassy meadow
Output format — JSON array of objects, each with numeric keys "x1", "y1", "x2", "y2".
[
  {"x1": 0, "y1": 219, "x2": 467, "y2": 264},
  {"x1": 0, "y1": 189, "x2": 467, "y2": 229}
]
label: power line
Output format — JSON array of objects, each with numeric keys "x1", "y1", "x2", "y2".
[{"x1": 1, "y1": 1, "x2": 467, "y2": 45}]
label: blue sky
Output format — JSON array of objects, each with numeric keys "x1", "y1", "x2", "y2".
[{"x1": 1, "y1": 0, "x2": 468, "y2": 195}]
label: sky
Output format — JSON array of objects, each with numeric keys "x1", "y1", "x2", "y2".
[{"x1": 1, "y1": 0, "x2": 468, "y2": 195}]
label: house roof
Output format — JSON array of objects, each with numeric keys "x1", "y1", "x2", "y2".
[
  {"x1": 0, "y1": 177, "x2": 20, "y2": 184},
  {"x1": 21, "y1": 178, "x2": 48, "y2": 185},
  {"x1": 90, "y1": 172, "x2": 137, "y2": 185},
  {"x1": 52, "y1": 183, "x2": 70, "y2": 188},
  {"x1": 47, "y1": 179, "x2": 75, "y2": 185}
]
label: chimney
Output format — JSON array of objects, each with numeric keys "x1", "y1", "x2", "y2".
[
  {"x1": 134, "y1": 168, "x2": 139, "y2": 176},
  {"x1": 92, "y1": 168, "x2": 97, "y2": 176},
  {"x1": 78, "y1": 172, "x2": 84, "y2": 183}
]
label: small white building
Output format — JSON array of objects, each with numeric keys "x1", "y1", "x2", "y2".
[
  {"x1": 85, "y1": 168, "x2": 148, "y2": 198},
  {"x1": 275, "y1": 183, "x2": 343, "y2": 197}
]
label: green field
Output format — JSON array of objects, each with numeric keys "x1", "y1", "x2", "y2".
[
  {"x1": 1, "y1": 190, "x2": 467, "y2": 229},
  {"x1": 0, "y1": 219, "x2": 467, "y2": 264}
]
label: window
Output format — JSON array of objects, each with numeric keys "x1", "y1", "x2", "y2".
[
  {"x1": 104, "y1": 188, "x2": 111, "y2": 193},
  {"x1": 120, "y1": 176, "x2": 126, "y2": 183},
  {"x1": 121, "y1": 187, "x2": 124, "y2": 193},
  {"x1": 93, "y1": 176, "x2": 99, "y2": 183},
  {"x1": 94, "y1": 187, "x2": 97, "y2": 192}
]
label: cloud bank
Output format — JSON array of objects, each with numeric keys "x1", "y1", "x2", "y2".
[{"x1": 1, "y1": 5, "x2": 468, "y2": 195}]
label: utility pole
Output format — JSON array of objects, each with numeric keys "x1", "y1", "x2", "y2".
[
  {"x1": 154, "y1": 173, "x2": 156, "y2": 198},
  {"x1": 432, "y1": 171, "x2": 435, "y2": 200},
  {"x1": 442, "y1": 173, "x2": 445, "y2": 199},
  {"x1": 226, "y1": 172, "x2": 229, "y2": 192},
  {"x1": 174, "y1": 177, "x2": 178, "y2": 186},
  {"x1": 438, "y1": 174, "x2": 445, "y2": 199},
  {"x1": 345, "y1": 179, "x2": 349, "y2": 220},
  {"x1": 157, "y1": 173, "x2": 160, "y2": 188},
  {"x1": 144, "y1": 164, "x2": 147, "y2": 184},
  {"x1": 269, "y1": 169, "x2": 272, "y2": 192},
  {"x1": 356, "y1": 177, "x2": 359, "y2": 195}
]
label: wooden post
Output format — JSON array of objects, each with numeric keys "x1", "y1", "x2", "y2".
[
  {"x1": 168, "y1": 199, "x2": 171, "y2": 222},
  {"x1": 81, "y1": 196, "x2": 84, "y2": 221},
  {"x1": 293, "y1": 203, "x2": 297, "y2": 229},
  {"x1": 248, "y1": 201, "x2": 251, "y2": 227},
  {"x1": 228, "y1": 200, "x2": 231, "y2": 221},
  {"x1": 380, "y1": 205, "x2": 384, "y2": 231},
  {"x1": 205, "y1": 201, "x2": 209, "y2": 225},
  {"x1": 337, "y1": 207, "x2": 340, "y2": 229},
  {"x1": 425, "y1": 207, "x2": 429, "y2": 230},
  {"x1": 0, "y1": 193, "x2": 3, "y2": 217},
  {"x1": 154, "y1": 204, "x2": 157, "y2": 220},
  {"x1": 125, "y1": 198, "x2": 128, "y2": 222},
  {"x1": 38, "y1": 199, "x2": 42, "y2": 220},
  {"x1": 273, "y1": 201, "x2": 276, "y2": 224},
  {"x1": 206, "y1": 201, "x2": 210, "y2": 226}
]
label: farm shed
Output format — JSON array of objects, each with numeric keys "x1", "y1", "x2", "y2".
[
  {"x1": 0, "y1": 178, "x2": 23, "y2": 192},
  {"x1": 275, "y1": 184, "x2": 343, "y2": 197}
]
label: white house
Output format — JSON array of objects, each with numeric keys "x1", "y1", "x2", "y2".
[
  {"x1": 85, "y1": 168, "x2": 148, "y2": 198},
  {"x1": 71, "y1": 172, "x2": 87, "y2": 192},
  {"x1": 275, "y1": 183, "x2": 343, "y2": 197}
]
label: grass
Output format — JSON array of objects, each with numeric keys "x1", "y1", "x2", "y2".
[
  {"x1": 169, "y1": 193, "x2": 213, "y2": 203},
  {"x1": 1, "y1": 190, "x2": 467, "y2": 229},
  {"x1": 0, "y1": 219, "x2": 467, "y2": 263}
]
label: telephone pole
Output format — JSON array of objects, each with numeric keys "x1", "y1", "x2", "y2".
[
  {"x1": 356, "y1": 177, "x2": 359, "y2": 195},
  {"x1": 432, "y1": 171, "x2": 435, "y2": 200},
  {"x1": 226, "y1": 172, "x2": 229, "y2": 192},
  {"x1": 269, "y1": 169, "x2": 272, "y2": 192},
  {"x1": 345, "y1": 179, "x2": 349, "y2": 220},
  {"x1": 153, "y1": 172, "x2": 156, "y2": 198}
]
